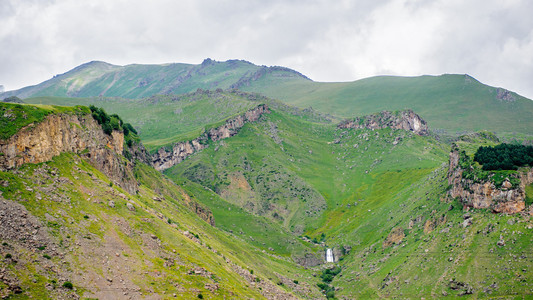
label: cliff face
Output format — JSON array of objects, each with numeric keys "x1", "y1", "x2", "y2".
[
  {"x1": 338, "y1": 109, "x2": 429, "y2": 136},
  {"x1": 152, "y1": 104, "x2": 269, "y2": 171},
  {"x1": 0, "y1": 113, "x2": 138, "y2": 194},
  {"x1": 447, "y1": 148, "x2": 532, "y2": 214}
]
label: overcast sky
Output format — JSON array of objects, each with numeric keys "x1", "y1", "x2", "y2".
[{"x1": 1, "y1": 0, "x2": 532, "y2": 98}]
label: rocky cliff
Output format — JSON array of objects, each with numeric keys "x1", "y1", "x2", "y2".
[
  {"x1": 338, "y1": 109, "x2": 429, "y2": 136},
  {"x1": 0, "y1": 112, "x2": 138, "y2": 194},
  {"x1": 152, "y1": 104, "x2": 269, "y2": 171},
  {"x1": 447, "y1": 145, "x2": 532, "y2": 213}
]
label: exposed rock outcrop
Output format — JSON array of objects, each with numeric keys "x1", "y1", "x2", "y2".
[
  {"x1": 447, "y1": 145, "x2": 532, "y2": 213},
  {"x1": 383, "y1": 227, "x2": 405, "y2": 248},
  {"x1": 338, "y1": 109, "x2": 429, "y2": 136},
  {"x1": 0, "y1": 112, "x2": 138, "y2": 194},
  {"x1": 152, "y1": 104, "x2": 269, "y2": 171},
  {"x1": 495, "y1": 88, "x2": 515, "y2": 102}
]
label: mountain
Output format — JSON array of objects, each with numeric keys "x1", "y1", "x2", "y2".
[
  {"x1": 4, "y1": 59, "x2": 533, "y2": 138},
  {"x1": 240, "y1": 73, "x2": 533, "y2": 137},
  {"x1": 1, "y1": 94, "x2": 533, "y2": 298},
  {"x1": 2, "y1": 59, "x2": 533, "y2": 298},
  {"x1": 0, "y1": 59, "x2": 308, "y2": 99}
]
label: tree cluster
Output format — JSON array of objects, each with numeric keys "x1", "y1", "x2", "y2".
[
  {"x1": 474, "y1": 143, "x2": 533, "y2": 170},
  {"x1": 89, "y1": 105, "x2": 137, "y2": 146}
]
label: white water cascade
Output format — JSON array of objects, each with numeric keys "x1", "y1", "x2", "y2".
[{"x1": 325, "y1": 248, "x2": 334, "y2": 263}]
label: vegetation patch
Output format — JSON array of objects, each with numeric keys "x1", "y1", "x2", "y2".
[
  {"x1": 474, "y1": 143, "x2": 533, "y2": 170},
  {"x1": 318, "y1": 267, "x2": 342, "y2": 299},
  {"x1": 88, "y1": 105, "x2": 139, "y2": 147},
  {"x1": 0, "y1": 102, "x2": 89, "y2": 140},
  {"x1": 459, "y1": 150, "x2": 521, "y2": 188}
]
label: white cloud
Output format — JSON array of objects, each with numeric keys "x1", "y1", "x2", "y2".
[{"x1": 0, "y1": 0, "x2": 532, "y2": 99}]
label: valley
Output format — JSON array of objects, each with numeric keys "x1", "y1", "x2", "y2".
[{"x1": 1, "y1": 60, "x2": 533, "y2": 299}]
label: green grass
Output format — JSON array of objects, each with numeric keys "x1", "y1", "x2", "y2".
[
  {"x1": 0, "y1": 151, "x2": 323, "y2": 299},
  {"x1": 6, "y1": 59, "x2": 265, "y2": 99},
  {"x1": 525, "y1": 183, "x2": 533, "y2": 206},
  {"x1": 0, "y1": 102, "x2": 89, "y2": 140},
  {"x1": 7, "y1": 59, "x2": 533, "y2": 138},
  {"x1": 25, "y1": 91, "x2": 258, "y2": 152},
  {"x1": 162, "y1": 107, "x2": 533, "y2": 298},
  {"x1": 242, "y1": 73, "x2": 533, "y2": 137},
  {"x1": 165, "y1": 109, "x2": 448, "y2": 253},
  {"x1": 4, "y1": 75, "x2": 533, "y2": 298}
]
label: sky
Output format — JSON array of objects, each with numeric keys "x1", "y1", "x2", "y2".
[{"x1": 1, "y1": 0, "x2": 533, "y2": 99}]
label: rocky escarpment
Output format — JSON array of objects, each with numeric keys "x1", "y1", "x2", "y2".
[
  {"x1": 0, "y1": 112, "x2": 138, "y2": 194},
  {"x1": 152, "y1": 104, "x2": 269, "y2": 171},
  {"x1": 338, "y1": 109, "x2": 429, "y2": 136},
  {"x1": 447, "y1": 145, "x2": 532, "y2": 214}
]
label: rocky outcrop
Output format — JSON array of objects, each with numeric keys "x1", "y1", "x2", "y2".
[
  {"x1": 152, "y1": 104, "x2": 269, "y2": 171},
  {"x1": 292, "y1": 252, "x2": 323, "y2": 267},
  {"x1": 383, "y1": 227, "x2": 405, "y2": 248},
  {"x1": 495, "y1": 88, "x2": 515, "y2": 102},
  {"x1": 0, "y1": 112, "x2": 138, "y2": 194},
  {"x1": 338, "y1": 109, "x2": 429, "y2": 136},
  {"x1": 447, "y1": 146, "x2": 532, "y2": 214}
]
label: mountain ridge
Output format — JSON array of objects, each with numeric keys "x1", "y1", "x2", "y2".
[{"x1": 4, "y1": 59, "x2": 533, "y2": 139}]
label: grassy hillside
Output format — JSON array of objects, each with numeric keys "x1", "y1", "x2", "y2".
[
  {"x1": 164, "y1": 108, "x2": 533, "y2": 298},
  {"x1": 3, "y1": 83, "x2": 533, "y2": 298},
  {"x1": 2, "y1": 59, "x2": 308, "y2": 99},
  {"x1": 24, "y1": 91, "x2": 259, "y2": 152},
  {"x1": 5, "y1": 59, "x2": 533, "y2": 137},
  {"x1": 0, "y1": 152, "x2": 322, "y2": 299},
  {"x1": 24, "y1": 90, "x2": 334, "y2": 153},
  {"x1": 242, "y1": 73, "x2": 533, "y2": 137}
]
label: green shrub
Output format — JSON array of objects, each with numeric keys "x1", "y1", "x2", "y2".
[
  {"x1": 62, "y1": 281, "x2": 73, "y2": 289},
  {"x1": 475, "y1": 143, "x2": 533, "y2": 170}
]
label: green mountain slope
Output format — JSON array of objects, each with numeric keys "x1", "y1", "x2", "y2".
[
  {"x1": 0, "y1": 103, "x2": 323, "y2": 299},
  {"x1": 1, "y1": 59, "x2": 308, "y2": 99},
  {"x1": 1, "y1": 96, "x2": 533, "y2": 298},
  {"x1": 241, "y1": 73, "x2": 533, "y2": 137},
  {"x1": 163, "y1": 107, "x2": 533, "y2": 298},
  {"x1": 4, "y1": 59, "x2": 532, "y2": 138},
  {"x1": 24, "y1": 91, "x2": 260, "y2": 152},
  {"x1": 24, "y1": 90, "x2": 333, "y2": 153}
]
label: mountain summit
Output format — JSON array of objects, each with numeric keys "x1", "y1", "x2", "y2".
[{"x1": 0, "y1": 59, "x2": 309, "y2": 99}]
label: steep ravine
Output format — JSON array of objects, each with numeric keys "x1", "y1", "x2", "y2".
[{"x1": 152, "y1": 104, "x2": 270, "y2": 171}]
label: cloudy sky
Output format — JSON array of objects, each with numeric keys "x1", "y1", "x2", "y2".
[{"x1": 1, "y1": 0, "x2": 532, "y2": 98}]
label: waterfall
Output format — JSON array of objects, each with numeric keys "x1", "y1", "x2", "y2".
[{"x1": 326, "y1": 248, "x2": 334, "y2": 263}]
